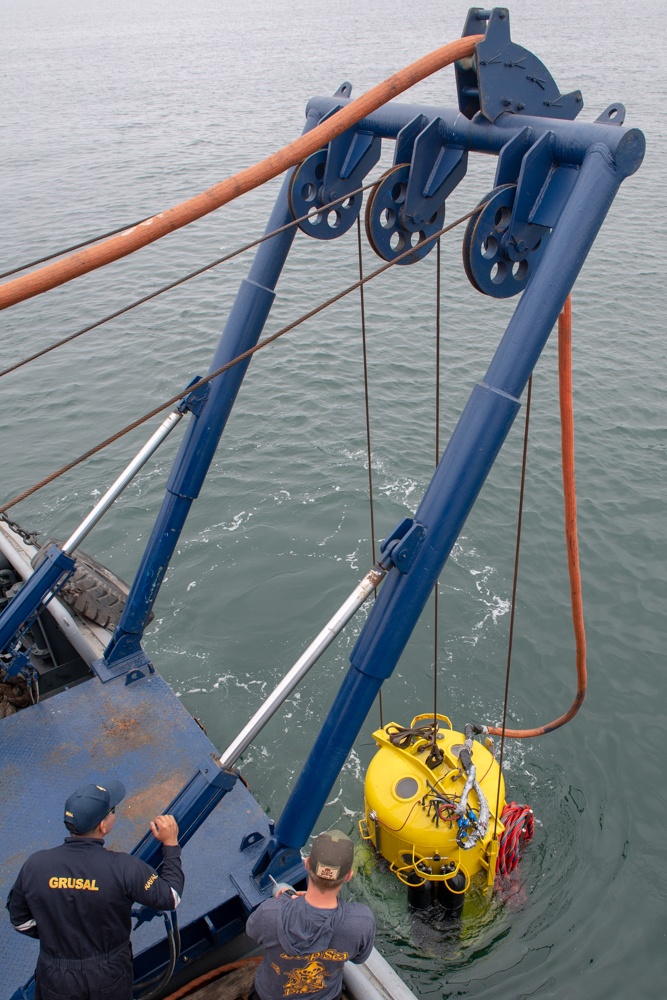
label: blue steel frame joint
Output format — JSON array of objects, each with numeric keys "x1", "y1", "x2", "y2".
[
  {"x1": 394, "y1": 115, "x2": 429, "y2": 168},
  {"x1": 380, "y1": 517, "x2": 413, "y2": 553},
  {"x1": 2, "y1": 649, "x2": 32, "y2": 680},
  {"x1": 0, "y1": 542, "x2": 76, "y2": 655},
  {"x1": 504, "y1": 130, "x2": 554, "y2": 257},
  {"x1": 91, "y1": 648, "x2": 154, "y2": 683},
  {"x1": 255, "y1": 844, "x2": 305, "y2": 893},
  {"x1": 289, "y1": 113, "x2": 381, "y2": 241},
  {"x1": 379, "y1": 518, "x2": 427, "y2": 575},
  {"x1": 495, "y1": 127, "x2": 534, "y2": 187},
  {"x1": 240, "y1": 831, "x2": 266, "y2": 852},
  {"x1": 180, "y1": 376, "x2": 211, "y2": 417},
  {"x1": 227, "y1": 842, "x2": 306, "y2": 913},
  {"x1": 200, "y1": 758, "x2": 238, "y2": 790},
  {"x1": 389, "y1": 523, "x2": 427, "y2": 574},
  {"x1": 404, "y1": 118, "x2": 468, "y2": 226}
]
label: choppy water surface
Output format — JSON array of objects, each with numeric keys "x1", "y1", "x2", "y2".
[{"x1": 1, "y1": 1, "x2": 665, "y2": 997}]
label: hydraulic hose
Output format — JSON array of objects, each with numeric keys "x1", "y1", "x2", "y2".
[
  {"x1": 484, "y1": 295, "x2": 588, "y2": 739},
  {"x1": 0, "y1": 34, "x2": 482, "y2": 312},
  {"x1": 132, "y1": 911, "x2": 180, "y2": 1000}
]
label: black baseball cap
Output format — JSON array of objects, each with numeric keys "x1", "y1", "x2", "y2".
[
  {"x1": 64, "y1": 780, "x2": 126, "y2": 834},
  {"x1": 308, "y1": 830, "x2": 354, "y2": 881}
]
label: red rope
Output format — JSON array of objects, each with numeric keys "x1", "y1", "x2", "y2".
[{"x1": 496, "y1": 802, "x2": 534, "y2": 878}]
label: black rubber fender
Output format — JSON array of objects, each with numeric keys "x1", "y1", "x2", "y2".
[{"x1": 32, "y1": 541, "x2": 135, "y2": 629}]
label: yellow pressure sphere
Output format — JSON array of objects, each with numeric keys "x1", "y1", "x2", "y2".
[{"x1": 360, "y1": 714, "x2": 505, "y2": 892}]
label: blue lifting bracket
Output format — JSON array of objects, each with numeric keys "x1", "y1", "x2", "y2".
[
  {"x1": 288, "y1": 87, "x2": 382, "y2": 241},
  {"x1": 132, "y1": 757, "x2": 239, "y2": 871},
  {"x1": 456, "y1": 7, "x2": 583, "y2": 121}
]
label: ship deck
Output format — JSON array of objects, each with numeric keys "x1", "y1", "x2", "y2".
[{"x1": 0, "y1": 668, "x2": 273, "y2": 996}]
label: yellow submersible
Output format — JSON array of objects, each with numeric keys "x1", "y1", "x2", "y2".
[{"x1": 360, "y1": 714, "x2": 506, "y2": 911}]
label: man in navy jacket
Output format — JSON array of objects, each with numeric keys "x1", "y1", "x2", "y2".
[{"x1": 7, "y1": 778, "x2": 184, "y2": 1000}]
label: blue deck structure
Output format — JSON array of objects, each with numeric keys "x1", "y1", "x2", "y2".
[{"x1": 0, "y1": 669, "x2": 273, "y2": 991}]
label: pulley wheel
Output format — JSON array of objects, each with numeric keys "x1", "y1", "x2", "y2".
[
  {"x1": 289, "y1": 150, "x2": 362, "y2": 240},
  {"x1": 462, "y1": 183, "x2": 549, "y2": 298},
  {"x1": 365, "y1": 164, "x2": 444, "y2": 265}
]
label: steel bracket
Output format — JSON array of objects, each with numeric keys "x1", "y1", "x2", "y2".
[
  {"x1": 457, "y1": 7, "x2": 583, "y2": 122},
  {"x1": 503, "y1": 130, "x2": 554, "y2": 258},
  {"x1": 504, "y1": 131, "x2": 581, "y2": 258},
  {"x1": 394, "y1": 114, "x2": 429, "y2": 169},
  {"x1": 403, "y1": 118, "x2": 468, "y2": 228},
  {"x1": 380, "y1": 517, "x2": 413, "y2": 555},
  {"x1": 595, "y1": 103, "x2": 626, "y2": 126},
  {"x1": 381, "y1": 518, "x2": 427, "y2": 574},
  {"x1": 254, "y1": 843, "x2": 306, "y2": 893},
  {"x1": 1, "y1": 648, "x2": 32, "y2": 680},
  {"x1": 92, "y1": 648, "x2": 154, "y2": 682},
  {"x1": 180, "y1": 376, "x2": 210, "y2": 417}
]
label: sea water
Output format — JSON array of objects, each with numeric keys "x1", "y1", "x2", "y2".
[{"x1": 1, "y1": 1, "x2": 665, "y2": 997}]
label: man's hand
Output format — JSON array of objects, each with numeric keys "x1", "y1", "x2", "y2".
[{"x1": 150, "y1": 815, "x2": 179, "y2": 847}]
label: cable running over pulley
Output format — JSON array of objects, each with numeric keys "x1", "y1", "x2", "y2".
[{"x1": 0, "y1": 35, "x2": 482, "y2": 312}]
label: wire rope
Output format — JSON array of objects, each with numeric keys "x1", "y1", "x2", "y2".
[
  {"x1": 0, "y1": 182, "x2": 377, "y2": 381},
  {"x1": 433, "y1": 237, "x2": 442, "y2": 730},
  {"x1": 0, "y1": 34, "x2": 482, "y2": 311},
  {"x1": 492, "y1": 372, "x2": 532, "y2": 838},
  {"x1": 355, "y1": 215, "x2": 383, "y2": 730},
  {"x1": 0, "y1": 203, "x2": 482, "y2": 517},
  {"x1": 0, "y1": 216, "x2": 152, "y2": 280}
]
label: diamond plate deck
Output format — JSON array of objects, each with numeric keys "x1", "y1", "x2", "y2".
[{"x1": 0, "y1": 669, "x2": 272, "y2": 995}]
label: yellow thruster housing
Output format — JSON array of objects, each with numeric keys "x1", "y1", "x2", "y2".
[{"x1": 360, "y1": 715, "x2": 505, "y2": 888}]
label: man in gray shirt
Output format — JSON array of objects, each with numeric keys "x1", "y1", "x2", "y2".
[{"x1": 247, "y1": 830, "x2": 375, "y2": 1000}]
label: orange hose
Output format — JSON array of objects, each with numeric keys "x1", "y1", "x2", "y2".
[
  {"x1": 161, "y1": 956, "x2": 261, "y2": 1000},
  {"x1": 487, "y1": 294, "x2": 587, "y2": 739},
  {"x1": 0, "y1": 35, "x2": 482, "y2": 312}
]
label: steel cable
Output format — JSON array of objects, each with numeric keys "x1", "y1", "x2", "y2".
[
  {"x1": 0, "y1": 182, "x2": 378, "y2": 381},
  {"x1": 0, "y1": 34, "x2": 482, "y2": 311},
  {"x1": 0, "y1": 203, "x2": 482, "y2": 516},
  {"x1": 486, "y1": 294, "x2": 588, "y2": 742}
]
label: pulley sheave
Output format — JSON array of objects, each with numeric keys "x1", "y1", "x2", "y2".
[
  {"x1": 289, "y1": 149, "x2": 362, "y2": 240},
  {"x1": 462, "y1": 184, "x2": 549, "y2": 298},
  {"x1": 365, "y1": 164, "x2": 444, "y2": 265}
]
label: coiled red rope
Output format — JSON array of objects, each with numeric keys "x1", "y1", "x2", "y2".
[{"x1": 497, "y1": 802, "x2": 535, "y2": 878}]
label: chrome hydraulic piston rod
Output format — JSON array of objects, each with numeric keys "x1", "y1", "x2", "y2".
[
  {"x1": 62, "y1": 410, "x2": 183, "y2": 554},
  {"x1": 218, "y1": 562, "x2": 386, "y2": 768}
]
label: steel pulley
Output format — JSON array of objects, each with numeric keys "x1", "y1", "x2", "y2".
[
  {"x1": 462, "y1": 184, "x2": 549, "y2": 298},
  {"x1": 365, "y1": 164, "x2": 444, "y2": 265},
  {"x1": 289, "y1": 149, "x2": 363, "y2": 240}
]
